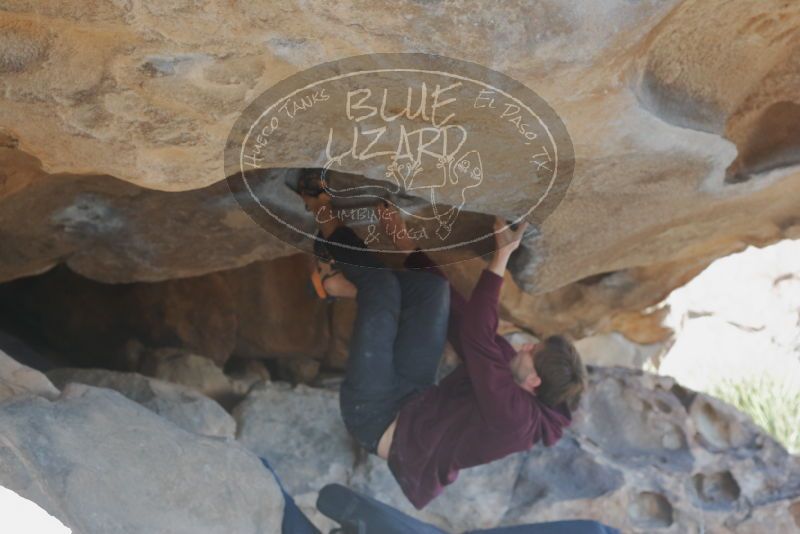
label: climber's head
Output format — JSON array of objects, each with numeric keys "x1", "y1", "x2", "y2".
[
  {"x1": 510, "y1": 335, "x2": 586, "y2": 410},
  {"x1": 296, "y1": 167, "x2": 326, "y2": 197}
]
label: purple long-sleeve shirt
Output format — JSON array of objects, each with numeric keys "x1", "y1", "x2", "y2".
[{"x1": 387, "y1": 250, "x2": 572, "y2": 509}]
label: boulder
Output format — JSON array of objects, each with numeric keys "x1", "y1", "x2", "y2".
[
  {"x1": 224, "y1": 357, "x2": 272, "y2": 395},
  {"x1": 233, "y1": 367, "x2": 800, "y2": 533},
  {"x1": 0, "y1": 330, "x2": 56, "y2": 372},
  {"x1": 0, "y1": 1, "x2": 798, "y2": 342},
  {"x1": 0, "y1": 349, "x2": 58, "y2": 402},
  {"x1": 233, "y1": 382, "x2": 354, "y2": 527},
  {"x1": 0, "y1": 384, "x2": 283, "y2": 534},
  {"x1": 46, "y1": 367, "x2": 236, "y2": 439},
  {"x1": 137, "y1": 348, "x2": 240, "y2": 408},
  {"x1": 574, "y1": 332, "x2": 665, "y2": 369},
  {"x1": 0, "y1": 152, "x2": 294, "y2": 285},
  {"x1": 278, "y1": 356, "x2": 321, "y2": 385}
]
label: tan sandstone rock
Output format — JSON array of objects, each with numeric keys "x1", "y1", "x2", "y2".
[{"x1": 0, "y1": 0, "x2": 797, "y2": 303}]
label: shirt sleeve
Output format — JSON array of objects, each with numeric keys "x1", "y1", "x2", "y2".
[
  {"x1": 403, "y1": 249, "x2": 469, "y2": 353},
  {"x1": 458, "y1": 269, "x2": 536, "y2": 430}
]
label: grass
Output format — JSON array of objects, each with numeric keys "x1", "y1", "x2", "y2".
[{"x1": 711, "y1": 373, "x2": 800, "y2": 454}]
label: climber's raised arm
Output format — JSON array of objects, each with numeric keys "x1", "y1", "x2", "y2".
[{"x1": 488, "y1": 217, "x2": 528, "y2": 278}]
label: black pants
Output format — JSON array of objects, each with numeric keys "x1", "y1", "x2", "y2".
[{"x1": 324, "y1": 226, "x2": 450, "y2": 454}]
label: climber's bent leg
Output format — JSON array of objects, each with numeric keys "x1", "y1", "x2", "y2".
[
  {"x1": 323, "y1": 226, "x2": 407, "y2": 454},
  {"x1": 392, "y1": 269, "x2": 450, "y2": 388}
]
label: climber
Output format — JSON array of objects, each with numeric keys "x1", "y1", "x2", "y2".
[{"x1": 295, "y1": 169, "x2": 587, "y2": 510}]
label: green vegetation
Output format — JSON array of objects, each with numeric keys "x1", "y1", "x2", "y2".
[{"x1": 711, "y1": 374, "x2": 800, "y2": 454}]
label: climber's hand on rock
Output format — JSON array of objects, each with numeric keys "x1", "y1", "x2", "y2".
[{"x1": 493, "y1": 217, "x2": 528, "y2": 256}]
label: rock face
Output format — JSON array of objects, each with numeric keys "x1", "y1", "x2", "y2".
[
  {"x1": 0, "y1": 149, "x2": 294, "y2": 285},
  {"x1": 46, "y1": 367, "x2": 236, "y2": 439},
  {"x1": 1, "y1": 3, "x2": 799, "y2": 530},
  {"x1": 1, "y1": 0, "x2": 799, "y2": 310},
  {"x1": 2, "y1": 345, "x2": 798, "y2": 532},
  {"x1": 234, "y1": 382, "x2": 352, "y2": 529},
  {"x1": 0, "y1": 384, "x2": 283, "y2": 534},
  {"x1": 574, "y1": 332, "x2": 665, "y2": 369},
  {"x1": 0, "y1": 348, "x2": 58, "y2": 402},
  {"x1": 136, "y1": 347, "x2": 242, "y2": 408},
  {"x1": 233, "y1": 368, "x2": 800, "y2": 533}
]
